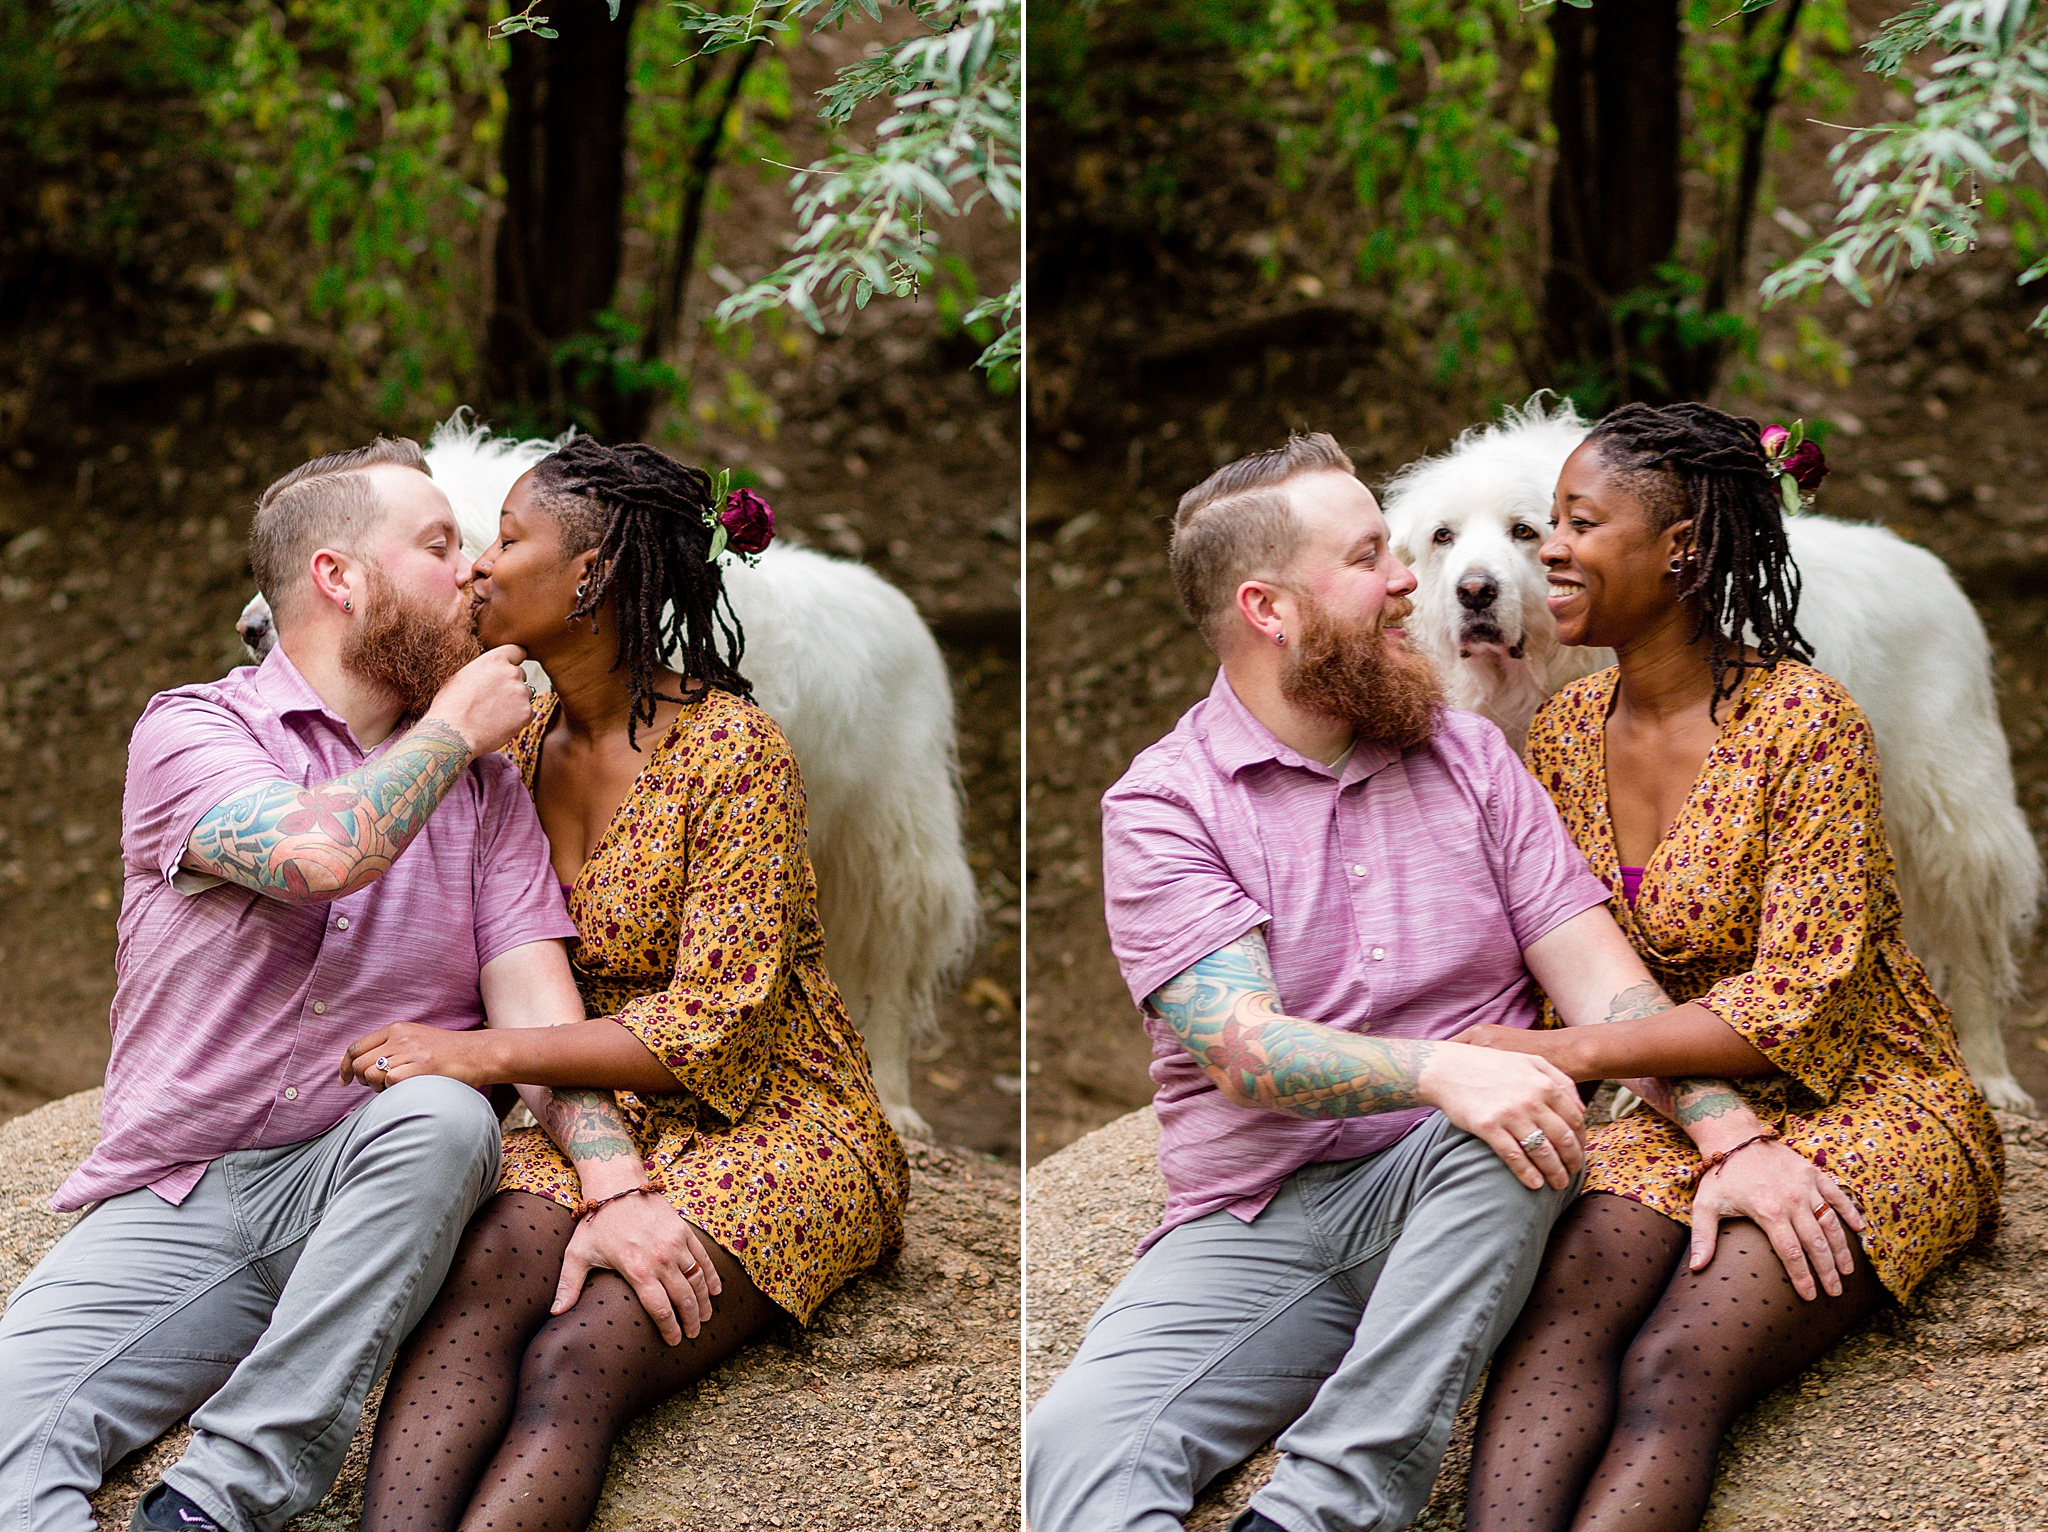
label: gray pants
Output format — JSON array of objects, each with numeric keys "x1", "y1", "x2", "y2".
[
  {"x1": 1026, "y1": 1115, "x2": 1574, "y2": 1532},
  {"x1": 0, "y1": 1075, "x2": 502, "y2": 1532}
]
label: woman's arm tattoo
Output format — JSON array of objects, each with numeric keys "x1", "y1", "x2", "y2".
[
  {"x1": 1593, "y1": 982, "x2": 1751, "y2": 1130},
  {"x1": 184, "y1": 719, "x2": 473, "y2": 902},
  {"x1": 542, "y1": 1087, "x2": 640, "y2": 1164},
  {"x1": 1150, "y1": 931, "x2": 1434, "y2": 1120},
  {"x1": 1672, "y1": 1078, "x2": 1749, "y2": 1126}
]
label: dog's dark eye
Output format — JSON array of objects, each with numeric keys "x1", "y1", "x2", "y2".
[
  {"x1": 1511, "y1": 524, "x2": 1539, "y2": 541},
  {"x1": 1431, "y1": 527, "x2": 1453, "y2": 546}
]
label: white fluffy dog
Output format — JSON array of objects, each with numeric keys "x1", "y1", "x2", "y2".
[
  {"x1": 1382, "y1": 396, "x2": 2042, "y2": 1113},
  {"x1": 238, "y1": 415, "x2": 982, "y2": 1138}
]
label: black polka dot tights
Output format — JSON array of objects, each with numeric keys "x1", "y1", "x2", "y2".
[
  {"x1": 1464, "y1": 1192, "x2": 1885, "y2": 1532},
  {"x1": 361, "y1": 1190, "x2": 778, "y2": 1532}
]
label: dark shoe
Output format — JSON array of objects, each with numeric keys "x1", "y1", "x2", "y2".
[
  {"x1": 1228, "y1": 1511, "x2": 1291, "y2": 1532},
  {"x1": 130, "y1": 1484, "x2": 227, "y2": 1531}
]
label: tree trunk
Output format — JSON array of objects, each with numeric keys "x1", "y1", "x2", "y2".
[
  {"x1": 487, "y1": 0, "x2": 643, "y2": 436},
  {"x1": 1543, "y1": 0, "x2": 1684, "y2": 404}
]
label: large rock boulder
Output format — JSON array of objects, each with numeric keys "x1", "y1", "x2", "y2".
[
  {"x1": 0, "y1": 1090, "x2": 1019, "y2": 1532},
  {"x1": 1026, "y1": 1107, "x2": 2048, "y2": 1530}
]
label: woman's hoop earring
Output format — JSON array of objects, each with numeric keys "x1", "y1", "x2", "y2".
[{"x1": 1668, "y1": 557, "x2": 1684, "y2": 575}]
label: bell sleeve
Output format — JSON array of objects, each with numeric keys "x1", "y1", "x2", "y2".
[
  {"x1": 1698, "y1": 689, "x2": 1886, "y2": 1102},
  {"x1": 606, "y1": 711, "x2": 804, "y2": 1124}
]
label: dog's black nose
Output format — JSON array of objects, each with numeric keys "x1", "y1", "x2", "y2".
[{"x1": 1456, "y1": 573, "x2": 1498, "y2": 611}]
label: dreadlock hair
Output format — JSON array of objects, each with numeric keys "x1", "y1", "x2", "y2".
[
  {"x1": 527, "y1": 437, "x2": 752, "y2": 749},
  {"x1": 1584, "y1": 401, "x2": 1813, "y2": 712}
]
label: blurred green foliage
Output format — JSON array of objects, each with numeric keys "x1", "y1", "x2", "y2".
[
  {"x1": 1031, "y1": 0, "x2": 1864, "y2": 396},
  {"x1": 1764, "y1": 0, "x2": 2048, "y2": 331}
]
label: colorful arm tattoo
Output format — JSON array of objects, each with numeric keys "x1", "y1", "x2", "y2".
[
  {"x1": 183, "y1": 718, "x2": 472, "y2": 902},
  {"x1": 541, "y1": 1087, "x2": 641, "y2": 1167},
  {"x1": 1148, "y1": 930, "x2": 1434, "y2": 1120}
]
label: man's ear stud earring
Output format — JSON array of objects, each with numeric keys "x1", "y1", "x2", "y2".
[
  {"x1": 342, "y1": 599, "x2": 352, "y2": 612},
  {"x1": 1275, "y1": 631, "x2": 1286, "y2": 647}
]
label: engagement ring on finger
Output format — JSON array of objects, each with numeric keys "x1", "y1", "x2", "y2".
[
  {"x1": 374, "y1": 1056, "x2": 390, "y2": 1072},
  {"x1": 1519, "y1": 1129, "x2": 1548, "y2": 1153}
]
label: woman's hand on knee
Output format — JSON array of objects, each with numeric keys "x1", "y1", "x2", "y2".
[
  {"x1": 554, "y1": 1194, "x2": 724, "y2": 1344},
  {"x1": 1689, "y1": 1143, "x2": 1864, "y2": 1300}
]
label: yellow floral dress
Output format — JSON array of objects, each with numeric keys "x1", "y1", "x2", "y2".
[
  {"x1": 1528, "y1": 661, "x2": 2002, "y2": 1301},
  {"x1": 496, "y1": 688, "x2": 909, "y2": 1323}
]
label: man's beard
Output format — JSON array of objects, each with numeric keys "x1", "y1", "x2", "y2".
[
  {"x1": 1279, "y1": 592, "x2": 1444, "y2": 750},
  {"x1": 339, "y1": 566, "x2": 481, "y2": 720}
]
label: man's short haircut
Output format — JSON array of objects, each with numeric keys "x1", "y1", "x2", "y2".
[
  {"x1": 1170, "y1": 432, "x2": 1356, "y2": 644},
  {"x1": 250, "y1": 438, "x2": 430, "y2": 620}
]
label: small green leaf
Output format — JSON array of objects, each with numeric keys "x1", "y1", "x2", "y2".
[
  {"x1": 708, "y1": 524, "x2": 730, "y2": 561},
  {"x1": 534, "y1": 25, "x2": 558, "y2": 37},
  {"x1": 1779, "y1": 474, "x2": 1802, "y2": 516}
]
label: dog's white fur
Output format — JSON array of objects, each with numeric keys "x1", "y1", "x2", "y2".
[
  {"x1": 1382, "y1": 395, "x2": 2042, "y2": 1113},
  {"x1": 238, "y1": 415, "x2": 981, "y2": 1138}
]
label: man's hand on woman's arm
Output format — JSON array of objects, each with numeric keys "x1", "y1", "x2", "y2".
[
  {"x1": 1496, "y1": 905, "x2": 1865, "y2": 1298},
  {"x1": 338, "y1": 940, "x2": 719, "y2": 1343},
  {"x1": 182, "y1": 646, "x2": 536, "y2": 903},
  {"x1": 1149, "y1": 929, "x2": 1586, "y2": 1191}
]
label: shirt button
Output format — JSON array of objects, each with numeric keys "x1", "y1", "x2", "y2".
[
  {"x1": 283, "y1": 1086, "x2": 298, "y2": 1100},
  {"x1": 335, "y1": 917, "x2": 349, "y2": 931},
  {"x1": 1352, "y1": 864, "x2": 1367, "y2": 877},
  {"x1": 312, "y1": 1001, "x2": 326, "y2": 1015},
  {"x1": 1371, "y1": 947, "x2": 1386, "y2": 960}
]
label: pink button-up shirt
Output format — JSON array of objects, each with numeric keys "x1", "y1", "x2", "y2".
[
  {"x1": 1101, "y1": 670, "x2": 1611, "y2": 1251},
  {"x1": 54, "y1": 648, "x2": 577, "y2": 1212}
]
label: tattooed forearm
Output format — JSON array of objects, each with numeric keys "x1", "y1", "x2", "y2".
[
  {"x1": 1603, "y1": 980, "x2": 1676, "y2": 1025},
  {"x1": 1150, "y1": 931, "x2": 1434, "y2": 1120},
  {"x1": 1590, "y1": 983, "x2": 1752, "y2": 1132},
  {"x1": 542, "y1": 1087, "x2": 640, "y2": 1164},
  {"x1": 1672, "y1": 1078, "x2": 1749, "y2": 1126},
  {"x1": 184, "y1": 719, "x2": 472, "y2": 902}
]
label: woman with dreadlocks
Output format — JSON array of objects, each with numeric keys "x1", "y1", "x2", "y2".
[
  {"x1": 1455, "y1": 402, "x2": 2000, "y2": 1532},
  {"x1": 342, "y1": 438, "x2": 908, "y2": 1532}
]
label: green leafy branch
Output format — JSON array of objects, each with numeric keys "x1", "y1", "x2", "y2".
[
  {"x1": 1761, "y1": 0, "x2": 2048, "y2": 329},
  {"x1": 493, "y1": 0, "x2": 621, "y2": 39},
  {"x1": 691, "y1": 0, "x2": 1019, "y2": 371}
]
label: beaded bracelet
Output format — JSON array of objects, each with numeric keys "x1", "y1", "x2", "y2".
[
  {"x1": 1694, "y1": 1125, "x2": 1781, "y2": 1183},
  {"x1": 572, "y1": 1184, "x2": 661, "y2": 1222}
]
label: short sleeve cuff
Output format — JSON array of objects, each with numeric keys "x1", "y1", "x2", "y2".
[
  {"x1": 476, "y1": 918, "x2": 581, "y2": 974},
  {"x1": 1509, "y1": 872, "x2": 1617, "y2": 953},
  {"x1": 614, "y1": 1003, "x2": 765, "y2": 1124},
  {"x1": 1115, "y1": 895, "x2": 1271, "y2": 1012},
  {"x1": 1698, "y1": 977, "x2": 1848, "y2": 1101}
]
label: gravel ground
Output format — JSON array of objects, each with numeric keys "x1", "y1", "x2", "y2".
[
  {"x1": 0, "y1": 1090, "x2": 1021, "y2": 1531},
  {"x1": 1025, "y1": 1107, "x2": 2048, "y2": 1529}
]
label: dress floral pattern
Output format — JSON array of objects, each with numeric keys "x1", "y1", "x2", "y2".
[
  {"x1": 1529, "y1": 661, "x2": 2002, "y2": 1301},
  {"x1": 496, "y1": 689, "x2": 909, "y2": 1323}
]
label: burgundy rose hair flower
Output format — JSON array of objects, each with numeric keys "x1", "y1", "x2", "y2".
[
  {"x1": 1761, "y1": 421, "x2": 1829, "y2": 510},
  {"x1": 721, "y1": 488, "x2": 775, "y2": 557}
]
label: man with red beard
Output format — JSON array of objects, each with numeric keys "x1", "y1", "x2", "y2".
[
  {"x1": 0, "y1": 441, "x2": 593, "y2": 1532},
  {"x1": 1027, "y1": 434, "x2": 1680, "y2": 1532}
]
